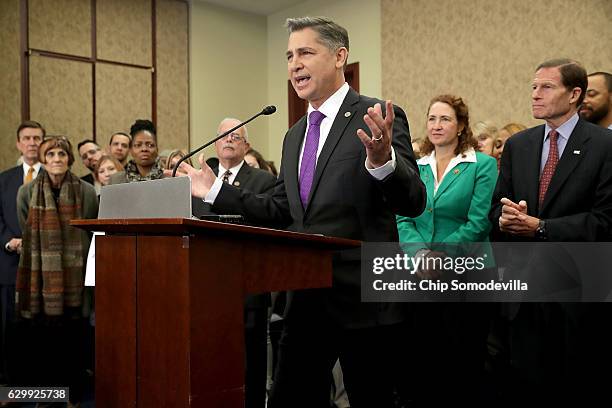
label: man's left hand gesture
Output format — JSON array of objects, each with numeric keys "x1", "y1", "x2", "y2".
[{"x1": 357, "y1": 100, "x2": 394, "y2": 168}]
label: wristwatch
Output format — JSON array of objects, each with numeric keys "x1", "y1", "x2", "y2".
[{"x1": 535, "y1": 219, "x2": 547, "y2": 241}]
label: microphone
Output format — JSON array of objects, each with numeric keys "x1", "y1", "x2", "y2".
[
  {"x1": 171, "y1": 105, "x2": 276, "y2": 177},
  {"x1": 261, "y1": 105, "x2": 276, "y2": 115}
]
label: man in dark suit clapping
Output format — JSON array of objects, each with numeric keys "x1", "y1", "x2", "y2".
[{"x1": 490, "y1": 58, "x2": 612, "y2": 403}]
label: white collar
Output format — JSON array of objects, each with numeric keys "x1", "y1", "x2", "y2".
[
  {"x1": 544, "y1": 112, "x2": 578, "y2": 142},
  {"x1": 417, "y1": 148, "x2": 477, "y2": 166},
  {"x1": 218, "y1": 160, "x2": 245, "y2": 177},
  {"x1": 418, "y1": 148, "x2": 477, "y2": 194},
  {"x1": 307, "y1": 82, "x2": 350, "y2": 122},
  {"x1": 22, "y1": 161, "x2": 42, "y2": 173}
]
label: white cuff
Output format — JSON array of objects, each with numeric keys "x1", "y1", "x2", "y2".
[
  {"x1": 204, "y1": 178, "x2": 223, "y2": 204},
  {"x1": 365, "y1": 147, "x2": 396, "y2": 180}
]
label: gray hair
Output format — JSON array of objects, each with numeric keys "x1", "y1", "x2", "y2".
[
  {"x1": 219, "y1": 117, "x2": 248, "y2": 140},
  {"x1": 285, "y1": 17, "x2": 349, "y2": 53},
  {"x1": 472, "y1": 121, "x2": 498, "y2": 140}
]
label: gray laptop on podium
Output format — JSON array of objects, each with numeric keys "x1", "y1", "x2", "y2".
[{"x1": 98, "y1": 177, "x2": 192, "y2": 219}]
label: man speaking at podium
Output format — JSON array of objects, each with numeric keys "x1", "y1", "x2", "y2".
[{"x1": 179, "y1": 17, "x2": 425, "y2": 407}]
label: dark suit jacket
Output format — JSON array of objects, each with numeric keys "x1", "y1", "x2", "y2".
[
  {"x1": 490, "y1": 118, "x2": 612, "y2": 241},
  {"x1": 0, "y1": 166, "x2": 24, "y2": 285},
  {"x1": 193, "y1": 163, "x2": 276, "y2": 310},
  {"x1": 488, "y1": 118, "x2": 612, "y2": 390},
  {"x1": 490, "y1": 119, "x2": 612, "y2": 309},
  {"x1": 192, "y1": 163, "x2": 276, "y2": 219},
  {"x1": 81, "y1": 173, "x2": 95, "y2": 185},
  {"x1": 213, "y1": 88, "x2": 426, "y2": 328}
]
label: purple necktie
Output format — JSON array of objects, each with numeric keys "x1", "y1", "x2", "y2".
[{"x1": 299, "y1": 110, "x2": 326, "y2": 206}]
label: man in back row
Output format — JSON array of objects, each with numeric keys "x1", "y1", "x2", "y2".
[
  {"x1": 0, "y1": 121, "x2": 44, "y2": 384},
  {"x1": 77, "y1": 139, "x2": 103, "y2": 194},
  {"x1": 109, "y1": 132, "x2": 131, "y2": 166},
  {"x1": 580, "y1": 71, "x2": 612, "y2": 130},
  {"x1": 194, "y1": 117, "x2": 276, "y2": 408},
  {"x1": 175, "y1": 17, "x2": 425, "y2": 407}
]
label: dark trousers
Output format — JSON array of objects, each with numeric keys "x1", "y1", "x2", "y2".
[
  {"x1": 9, "y1": 315, "x2": 86, "y2": 403},
  {"x1": 506, "y1": 302, "x2": 612, "y2": 404},
  {"x1": 0, "y1": 285, "x2": 15, "y2": 383},
  {"x1": 268, "y1": 315, "x2": 403, "y2": 408},
  {"x1": 399, "y1": 303, "x2": 493, "y2": 406},
  {"x1": 244, "y1": 308, "x2": 268, "y2": 408}
]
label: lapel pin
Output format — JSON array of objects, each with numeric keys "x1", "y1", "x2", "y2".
[
  {"x1": 453, "y1": 169, "x2": 460, "y2": 174},
  {"x1": 344, "y1": 111, "x2": 351, "y2": 118},
  {"x1": 573, "y1": 150, "x2": 580, "y2": 155},
  {"x1": 233, "y1": 181, "x2": 240, "y2": 187}
]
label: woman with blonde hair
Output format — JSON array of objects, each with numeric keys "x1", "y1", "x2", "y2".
[
  {"x1": 473, "y1": 121, "x2": 499, "y2": 156},
  {"x1": 493, "y1": 123, "x2": 527, "y2": 168},
  {"x1": 165, "y1": 149, "x2": 193, "y2": 176},
  {"x1": 96, "y1": 155, "x2": 124, "y2": 187}
]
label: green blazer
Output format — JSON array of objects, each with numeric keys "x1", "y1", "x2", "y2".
[{"x1": 397, "y1": 150, "x2": 497, "y2": 255}]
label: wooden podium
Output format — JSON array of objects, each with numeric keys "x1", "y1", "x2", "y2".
[{"x1": 72, "y1": 218, "x2": 359, "y2": 408}]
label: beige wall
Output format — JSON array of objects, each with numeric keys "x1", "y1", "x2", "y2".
[
  {"x1": 0, "y1": 0, "x2": 189, "y2": 175},
  {"x1": 382, "y1": 0, "x2": 612, "y2": 142},
  {"x1": 190, "y1": 2, "x2": 268, "y2": 163},
  {"x1": 157, "y1": 0, "x2": 190, "y2": 153},
  {"x1": 266, "y1": 0, "x2": 382, "y2": 164},
  {"x1": 0, "y1": 0, "x2": 21, "y2": 171}
]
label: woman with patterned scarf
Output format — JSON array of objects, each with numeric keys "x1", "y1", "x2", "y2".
[
  {"x1": 109, "y1": 119, "x2": 164, "y2": 184},
  {"x1": 15, "y1": 136, "x2": 98, "y2": 408}
]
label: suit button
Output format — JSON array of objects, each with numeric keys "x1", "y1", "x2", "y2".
[{"x1": 427, "y1": 208, "x2": 432, "y2": 213}]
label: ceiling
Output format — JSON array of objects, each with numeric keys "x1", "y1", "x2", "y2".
[{"x1": 195, "y1": 0, "x2": 307, "y2": 16}]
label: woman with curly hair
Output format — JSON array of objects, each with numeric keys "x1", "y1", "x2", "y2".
[
  {"x1": 110, "y1": 119, "x2": 164, "y2": 183},
  {"x1": 396, "y1": 95, "x2": 498, "y2": 405}
]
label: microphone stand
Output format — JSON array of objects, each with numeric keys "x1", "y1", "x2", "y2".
[{"x1": 171, "y1": 106, "x2": 276, "y2": 177}]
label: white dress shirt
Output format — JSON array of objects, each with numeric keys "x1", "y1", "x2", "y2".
[
  {"x1": 22, "y1": 162, "x2": 42, "y2": 183},
  {"x1": 417, "y1": 148, "x2": 477, "y2": 195},
  {"x1": 205, "y1": 161, "x2": 245, "y2": 201}
]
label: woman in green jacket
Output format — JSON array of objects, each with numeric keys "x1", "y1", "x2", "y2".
[{"x1": 396, "y1": 95, "x2": 497, "y2": 405}]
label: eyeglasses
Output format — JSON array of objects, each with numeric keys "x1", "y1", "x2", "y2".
[
  {"x1": 133, "y1": 142, "x2": 157, "y2": 150},
  {"x1": 220, "y1": 133, "x2": 245, "y2": 143},
  {"x1": 43, "y1": 135, "x2": 69, "y2": 143}
]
